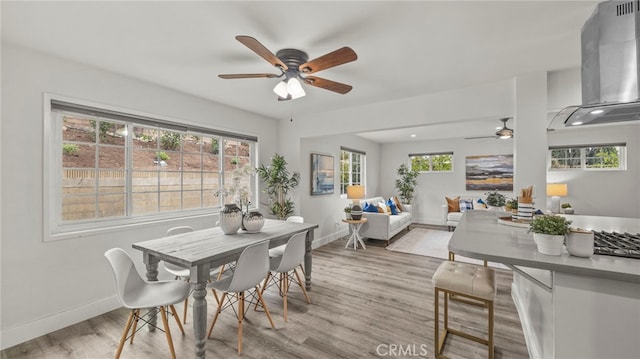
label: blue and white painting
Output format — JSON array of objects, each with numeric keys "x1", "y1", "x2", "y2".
[
  {"x1": 311, "y1": 153, "x2": 334, "y2": 195},
  {"x1": 465, "y1": 154, "x2": 513, "y2": 191}
]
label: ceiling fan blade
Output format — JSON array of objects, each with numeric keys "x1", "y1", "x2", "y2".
[
  {"x1": 302, "y1": 76, "x2": 353, "y2": 94},
  {"x1": 464, "y1": 135, "x2": 499, "y2": 140},
  {"x1": 299, "y1": 47, "x2": 357, "y2": 74},
  {"x1": 235, "y1": 35, "x2": 288, "y2": 71},
  {"x1": 218, "y1": 73, "x2": 281, "y2": 79}
]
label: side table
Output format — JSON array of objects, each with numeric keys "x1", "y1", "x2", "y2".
[{"x1": 342, "y1": 218, "x2": 368, "y2": 250}]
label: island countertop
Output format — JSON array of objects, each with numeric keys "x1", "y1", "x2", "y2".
[{"x1": 448, "y1": 210, "x2": 640, "y2": 283}]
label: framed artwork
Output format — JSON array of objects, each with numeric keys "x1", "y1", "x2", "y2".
[
  {"x1": 465, "y1": 154, "x2": 513, "y2": 191},
  {"x1": 311, "y1": 153, "x2": 334, "y2": 195}
]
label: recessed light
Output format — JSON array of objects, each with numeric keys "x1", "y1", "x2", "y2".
[
  {"x1": 590, "y1": 109, "x2": 604, "y2": 115},
  {"x1": 410, "y1": 134, "x2": 416, "y2": 138},
  {"x1": 571, "y1": 121, "x2": 583, "y2": 126}
]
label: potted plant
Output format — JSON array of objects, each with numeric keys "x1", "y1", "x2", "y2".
[
  {"x1": 394, "y1": 163, "x2": 418, "y2": 204},
  {"x1": 256, "y1": 153, "x2": 301, "y2": 220},
  {"x1": 344, "y1": 206, "x2": 352, "y2": 220},
  {"x1": 529, "y1": 214, "x2": 572, "y2": 255},
  {"x1": 484, "y1": 190, "x2": 506, "y2": 209},
  {"x1": 561, "y1": 203, "x2": 574, "y2": 214},
  {"x1": 505, "y1": 198, "x2": 518, "y2": 219}
]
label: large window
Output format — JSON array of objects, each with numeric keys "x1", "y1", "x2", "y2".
[
  {"x1": 48, "y1": 97, "x2": 257, "y2": 237},
  {"x1": 549, "y1": 144, "x2": 626, "y2": 170},
  {"x1": 340, "y1": 147, "x2": 365, "y2": 195},
  {"x1": 410, "y1": 152, "x2": 453, "y2": 172}
]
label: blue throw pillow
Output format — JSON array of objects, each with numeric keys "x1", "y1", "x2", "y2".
[
  {"x1": 363, "y1": 202, "x2": 379, "y2": 213},
  {"x1": 387, "y1": 199, "x2": 399, "y2": 215},
  {"x1": 459, "y1": 199, "x2": 473, "y2": 212}
]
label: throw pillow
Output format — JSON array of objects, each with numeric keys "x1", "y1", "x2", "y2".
[
  {"x1": 389, "y1": 197, "x2": 402, "y2": 212},
  {"x1": 377, "y1": 201, "x2": 390, "y2": 215},
  {"x1": 387, "y1": 199, "x2": 398, "y2": 215},
  {"x1": 393, "y1": 196, "x2": 404, "y2": 212},
  {"x1": 459, "y1": 199, "x2": 474, "y2": 212},
  {"x1": 446, "y1": 196, "x2": 460, "y2": 212},
  {"x1": 475, "y1": 198, "x2": 488, "y2": 209},
  {"x1": 363, "y1": 202, "x2": 378, "y2": 213}
]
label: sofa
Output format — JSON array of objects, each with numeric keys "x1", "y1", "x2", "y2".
[
  {"x1": 442, "y1": 196, "x2": 490, "y2": 231},
  {"x1": 355, "y1": 196, "x2": 412, "y2": 245}
]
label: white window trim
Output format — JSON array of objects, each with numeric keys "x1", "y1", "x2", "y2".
[
  {"x1": 409, "y1": 152, "x2": 454, "y2": 173},
  {"x1": 43, "y1": 93, "x2": 259, "y2": 241},
  {"x1": 548, "y1": 144, "x2": 626, "y2": 171},
  {"x1": 339, "y1": 148, "x2": 366, "y2": 198}
]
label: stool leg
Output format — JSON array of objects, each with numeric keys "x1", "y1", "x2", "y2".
[
  {"x1": 443, "y1": 288, "x2": 449, "y2": 331},
  {"x1": 434, "y1": 287, "x2": 439, "y2": 357},
  {"x1": 488, "y1": 299, "x2": 494, "y2": 359}
]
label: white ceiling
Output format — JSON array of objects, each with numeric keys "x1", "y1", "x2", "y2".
[{"x1": 1, "y1": 1, "x2": 598, "y2": 142}]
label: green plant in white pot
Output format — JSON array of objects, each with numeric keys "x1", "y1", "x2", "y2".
[{"x1": 529, "y1": 215, "x2": 572, "y2": 255}]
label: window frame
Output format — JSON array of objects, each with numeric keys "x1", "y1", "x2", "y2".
[
  {"x1": 339, "y1": 146, "x2": 366, "y2": 196},
  {"x1": 409, "y1": 152, "x2": 454, "y2": 173},
  {"x1": 548, "y1": 143, "x2": 626, "y2": 171},
  {"x1": 44, "y1": 94, "x2": 258, "y2": 241}
]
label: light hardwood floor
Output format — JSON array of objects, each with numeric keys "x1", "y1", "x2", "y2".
[{"x1": 1, "y1": 234, "x2": 529, "y2": 358}]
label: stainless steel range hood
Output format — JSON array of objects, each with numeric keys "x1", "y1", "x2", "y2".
[{"x1": 551, "y1": 0, "x2": 640, "y2": 128}]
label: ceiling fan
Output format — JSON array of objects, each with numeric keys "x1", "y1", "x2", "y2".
[
  {"x1": 465, "y1": 117, "x2": 514, "y2": 140},
  {"x1": 218, "y1": 35, "x2": 357, "y2": 101}
]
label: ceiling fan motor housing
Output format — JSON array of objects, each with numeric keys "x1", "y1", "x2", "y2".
[{"x1": 276, "y1": 49, "x2": 309, "y2": 77}]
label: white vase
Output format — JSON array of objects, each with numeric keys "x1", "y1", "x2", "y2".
[
  {"x1": 242, "y1": 211, "x2": 264, "y2": 233},
  {"x1": 533, "y1": 232, "x2": 565, "y2": 256},
  {"x1": 219, "y1": 204, "x2": 242, "y2": 235},
  {"x1": 566, "y1": 229, "x2": 594, "y2": 257}
]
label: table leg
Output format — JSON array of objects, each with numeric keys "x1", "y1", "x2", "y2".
[
  {"x1": 304, "y1": 230, "x2": 314, "y2": 291},
  {"x1": 191, "y1": 265, "x2": 210, "y2": 359},
  {"x1": 142, "y1": 253, "x2": 160, "y2": 331},
  {"x1": 355, "y1": 223, "x2": 367, "y2": 249}
]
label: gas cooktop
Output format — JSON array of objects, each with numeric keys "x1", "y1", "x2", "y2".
[{"x1": 593, "y1": 231, "x2": 640, "y2": 259}]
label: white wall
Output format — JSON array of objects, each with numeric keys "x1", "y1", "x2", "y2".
[
  {"x1": 0, "y1": 43, "x2": 278, "y2": 349},
  {"x1": 547, "y1": 124, "x2": 640, "y2": 217},
  {"x1": 299, "y1": 134, "x2": 381, "y2": 245}
]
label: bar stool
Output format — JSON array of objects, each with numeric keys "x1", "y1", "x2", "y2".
[{"x1": 432, "y1": 260, "x2": 496, "y2": 359}]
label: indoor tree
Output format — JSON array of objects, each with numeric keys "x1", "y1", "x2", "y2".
[
  {"x1": 395, "y1": 163, "x2": 419, "y2": 204},
  {"x1": 256, "y1": 153, "x2": 301, "y2": 220}
]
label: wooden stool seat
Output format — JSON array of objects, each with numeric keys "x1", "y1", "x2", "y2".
[{"x1": 432, "y1": 260, "x2": 496, "y2": 359}]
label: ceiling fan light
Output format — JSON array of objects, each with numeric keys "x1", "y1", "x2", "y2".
[
  {"x1": 287, "y1": 77, "x2": 306, "y2": 99},
  {"x1": 273, "y1": 81, "x2": 288, "y2": 98}
]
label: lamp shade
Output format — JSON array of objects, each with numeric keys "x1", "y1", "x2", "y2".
[
  {"x1": 547, "y1": 183, "x2": 568, "y2": 197},
  {"x1": 346, "y1": 185, "x2": 365, "y2": 200}
]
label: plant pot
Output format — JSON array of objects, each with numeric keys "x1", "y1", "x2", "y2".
[
  {"x1": 345, "y1": 213, "x2": 352, "y2": 220},
  {"x1": 219, "y1": 204, "x2": 242, "y2": 235},
  {"x1": 563, "y1": 208, "x2": 575, "y2": 214},
  {"x1": 566, "y1": 229, "x2": 594, "y2": 257},
  {"x1": 533, "y1": 232, "x2": 565, "y2": 256}
]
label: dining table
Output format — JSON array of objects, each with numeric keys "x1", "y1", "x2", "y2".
[{"x1": 132, "y1": 219, "x2": 318, "y2": 359}]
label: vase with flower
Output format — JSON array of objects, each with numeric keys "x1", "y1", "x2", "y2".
[{"x1": 214, "y1": 164, "x2": 263, "y2": 234}]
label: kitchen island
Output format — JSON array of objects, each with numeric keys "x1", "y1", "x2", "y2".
[{"x1": 449, "y1": 210, "x2": 640, "y2": 359}]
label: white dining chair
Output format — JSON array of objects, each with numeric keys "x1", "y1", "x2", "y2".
[
  {"x1": 260, "y1": 231, "x2": 311, "y2": 322},
  {"x1": 207, "y1": 240, "x2": 275, "y2": 354},
  {"x1": 163, "y1": 226, "x2": 222, "y2": 324},
  {"x1": 104, "y1": 248, "x2": 190, "y2": 359},
  {"x1": 269, "y1": 216, "x2": 305, "y2": 273}
]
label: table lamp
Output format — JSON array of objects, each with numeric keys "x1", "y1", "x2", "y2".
[
  {"x1": 547, "y1": 183, "x2": 568, "y2": 214},
  {"x1": 346, "y1": 185, "x2": 365, "y2": 220}
]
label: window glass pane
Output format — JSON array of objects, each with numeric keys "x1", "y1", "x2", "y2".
[
  {"x1": 339, "y1": 149, "x2": 365, "y2": 194},
  {"x1": 160, "y1": 192, "x2": 181, "y2": 212},
  {"x1": 53, "y1": 102, "x2": 255, "y2": 229},
  {"x1": 585, "y1": 146, "x2": 620, "y2": 168},
  {"x1": 410, "y1": 153, "x2": 453, "y2": 172},
  {"x1": 132, "y1": 192, "x2": 158, "y2": 215},
  {"x1": 62, "y1": 194, "x2": 96, "y2": 221},
  {"x1": 98, "y1": 194, "x2": 125, "y2": 218},
  {"x1": 63, "y1": 144, "x2": 95, "y2": 168},
  {"x1": 183, "y1": 190, "x2": 202, "y2": 210}
]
